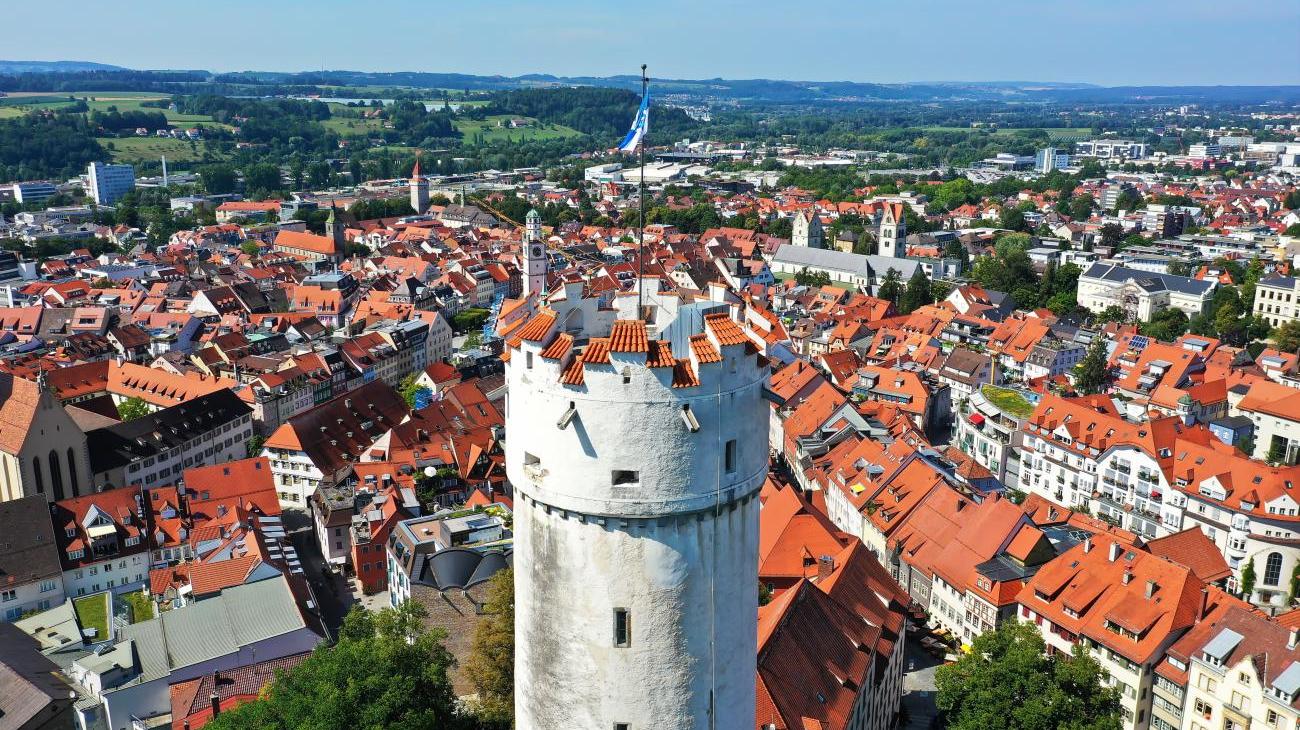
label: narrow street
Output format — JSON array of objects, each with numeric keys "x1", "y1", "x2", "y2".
[
  {"x1": 901, "y1": 634, "x2": 943, "y2": 729},
  {"x1": 284, "y1": 511, "x2": 355, "y2": 638}
]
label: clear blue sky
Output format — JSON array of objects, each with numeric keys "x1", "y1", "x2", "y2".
[{"x1": 8, "y1": 0, "x2": 1299, "y2": 85}]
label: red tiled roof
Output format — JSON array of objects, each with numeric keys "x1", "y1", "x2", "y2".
[{"x1": 609, "y1": 320, "x2": 649, "y2": 353}]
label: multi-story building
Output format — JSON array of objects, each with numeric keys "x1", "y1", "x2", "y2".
[
  {"x1": 52, "y1": 485, "x2": 153, "y2": 598},
  {"x1": 1036, "y1": 147, "x2": 1070, "y2": 173},
  {"x1": 1154, "y1": 605, "x2": 1300, "y2": 730},
  {"x1": 1254, "y1": 276, "x2": 1300, "y2": 328},
  {"x1": 12, "y1": 181, "x2": 57, "y2": 204},
  {"x1": 263, "y1": 380, "x2": 411, "y2": 508},
  {"x1": 1017, "y1": 537, "x2": 1215, "y2": 730},
  {"x1": 953, "y1": 385, "x2": 1036, "y2": 489},
  {"x1": 1076, "y1": 263, "x2": 1216, "y2": 321},
  {"x1": 87, "y1": 162, "x2": 135, "y2": 206},
  {"x1": 1018, "y1": 392, "x2": 1300, "y2": 607},
  {"x1": 386, "y1": 508, "x2": 512, "y2": 608},
  {"x1": 0, "y1": 495, "x2": 65, "y2": 620},
  {"x1": 1075, "y1": 140, "x2": 1150, "y2": 160},
  {"x1": 85, "y1": 389, "x2": 253, "y2": 491}
]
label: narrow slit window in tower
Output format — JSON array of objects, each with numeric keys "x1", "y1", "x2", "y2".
[{"x1": 613, "y1": 608, "x2": 631, "y2": 647}]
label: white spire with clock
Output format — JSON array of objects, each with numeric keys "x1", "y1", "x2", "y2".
[{"x1": 524, "y1": 208, "x2": 547, "y2": 297}]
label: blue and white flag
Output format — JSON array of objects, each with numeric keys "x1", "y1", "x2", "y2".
[{"x1": 617, "y1": 89, "x2": 650, "y2": 152}]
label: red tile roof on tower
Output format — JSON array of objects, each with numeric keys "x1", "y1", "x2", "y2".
[{"x1": 609, "y1": 320, "x2": 649, "y2": 353}]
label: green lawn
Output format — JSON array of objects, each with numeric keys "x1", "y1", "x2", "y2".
[
  {"x1": 73, "y1": 593, "x2": 109, "y2": 640},
  {"x1": 122, "y1": 591, "x2": 155, "y2": 623},
  {"x1": 456, "y1": 115, "x2": 583, "y2": 144},
  {"x1": 981, "y1": 384, "x2": 1036, "y2": 418},
  {"x1": 97, "y1": 136, "x2": 220, "y2": 164}
]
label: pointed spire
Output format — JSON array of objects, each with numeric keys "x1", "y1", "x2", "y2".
[{"x1": 411, "y1": 152, "x2": 422, "y2": 181}]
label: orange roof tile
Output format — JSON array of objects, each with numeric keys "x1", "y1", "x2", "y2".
[
  {"x1": 705, "y1": 312, "x2": 747, "y2": 346},
  {"x1": 689, "y1": 333, "x2": 722, "y2": 363},
  {"x1": 609, "y1": 319, "x2": 649, "y2": 353},
  {"x1": 646, "y1": 340, "x2": 675, "y2": 368},
  {"x1": 539, "y1": 332, "x2": 573, "y2": 360}
]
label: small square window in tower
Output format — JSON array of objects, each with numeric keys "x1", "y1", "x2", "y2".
[
  {"x1": 725, "y1": 439, "x2": 737, "y2": 473},
  {"x1": 611, "y1": 470, "x2": 639, "y2": 486}
]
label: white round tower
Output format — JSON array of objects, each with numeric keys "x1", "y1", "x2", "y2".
[{"x1": 505, "y1": 305, "x2": 765, "y2": 730}]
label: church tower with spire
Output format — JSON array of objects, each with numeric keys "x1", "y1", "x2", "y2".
[
  {"x1": 409, "y1": 157, "x2": 429, "y2": 214},
  {"x1": 524, "y1": 208, "x2": 547, "y2": 297},
  {"x1": 325, "y1": 203, "x2": 344, "y2": 251}
]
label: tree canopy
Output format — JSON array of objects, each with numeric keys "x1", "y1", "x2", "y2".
[
  {"x1": 463, "y1": 568, "x2": 514, "y2": 727},
  {"x1": 204, "y1": 602, "x2": 469, "y2": 730},
  {"x1": 936, "y1": 620, "x2": 1122, "y2": 730}
]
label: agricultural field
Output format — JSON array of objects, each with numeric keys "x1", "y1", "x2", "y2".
[
  {"x1": 0, "y1": 90, "x2": 233, "y2": 129},
  {"x1": 96, "y1": 136, "x2": 220, "y2": 164},
  {"x1": 455, "y1": 115, "x2": 583, "y2": 143}
]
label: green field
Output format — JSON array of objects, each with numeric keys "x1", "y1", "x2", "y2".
[
  {"x1": 320, "y1": 111, "x2": 387, "y2": 136},
  {"x1": 0, "y1": 91, "x2": 232, "y2": 129},
  {"x1": 455, "y1": 115, "x2": 583, "y2": 143},
  {"x1": 97, "y1": 136, "x2": 220, "y2": 164}
]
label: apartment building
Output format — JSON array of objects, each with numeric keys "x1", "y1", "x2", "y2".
[
  {"x1": 53, "y1": 486, "x2": 152, "y2": 597},
  {"x1": 1254, "y1": 276, "x2": 1300, "y2": 328},
  {"x1": 1018, "y1": 392, "x2": 1300, "y2": 607},
  {"x1": 1017, "y1": 537, "x2": 1215, "y2": 730},
  {"x1": 85, "y1": 389, "x2": 253, "y2": 491},
  {"x1": 0, "y1": 495, "x2": 65, "y2": 620},
  {"x1": 1154, "y1": 605, "x2": 1300, "y2": 730}
]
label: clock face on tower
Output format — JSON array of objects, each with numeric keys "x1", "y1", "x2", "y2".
[{"x1": 531, "y1": 246, "x2": 542, "y2": 259}]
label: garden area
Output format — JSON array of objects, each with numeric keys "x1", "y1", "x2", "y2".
[
  {"x1": 73, "y1": 593, "x2": 109, "y2": 640},
  {"x1": 980, "y1": 384, "x2": 1036, "y2": 419}
]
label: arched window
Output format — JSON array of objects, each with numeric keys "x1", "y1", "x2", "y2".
[
  {"x1": 32, "y1": 457, "x2": 43, "y2": 495},
  {"x1": 1265, "y1": 552, "x2": 1284, "y2": 587},
  {"x1": 48, "y1": 451, "x2": 64, "y2": 502},
  {"x1": 66, "y1": 448, "x2": 78, "y2": 496}
]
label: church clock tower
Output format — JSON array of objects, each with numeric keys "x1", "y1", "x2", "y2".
[{"x1": 525, "y1": 209, "x2": 547, "y2": 297}]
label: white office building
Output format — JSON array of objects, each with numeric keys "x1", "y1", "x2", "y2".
[{"x1": 87, "y1": 162, "x2": 136, "y2": 205}]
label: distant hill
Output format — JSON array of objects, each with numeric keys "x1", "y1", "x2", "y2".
[
  {"x1": 2, "y1": 61, "x2": 1296, "y2": 105},
  {"x1": 0, "y1": 60, "x2": 126, "y2": 74}
]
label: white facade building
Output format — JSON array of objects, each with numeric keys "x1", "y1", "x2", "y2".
[
  {"x1": 505, "y1": 291, "x2": 766, "y2": 730},
  {"x1": 87, "y1": 162, "x2": 136, "y2": 206}
]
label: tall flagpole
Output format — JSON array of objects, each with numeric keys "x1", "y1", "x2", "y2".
[{"x1": 637, "y1": 64, "x2": 647, "y2": 316}]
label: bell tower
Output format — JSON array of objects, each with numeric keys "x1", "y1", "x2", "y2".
[
  {"x1": 525, "y1": 209, "x2": 547, "y2": 297},
  {"x1": 409, "y1": 157, "x2": 429, "y2": 214}
]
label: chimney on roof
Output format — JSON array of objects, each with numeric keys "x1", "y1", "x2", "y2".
[
  {"x1": 1290, "y1": 629, "x2": 1299, "y2": 651},
  {"x1": 817, "y1": 555, "x2": 835, "y2": 583},
  {"x1": 1145, "y1": 579, "x2": 1156, "y2": 599},
  {"x1": 1122, "y1": 570, "x2": 1133, "y2": 586},
  {"x1": 1109, "y1": 542, "x2": 1123, "y2": 562},
  {"x1": 1083, "y1": 537, "x2": 1093, "y2": 553}
]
